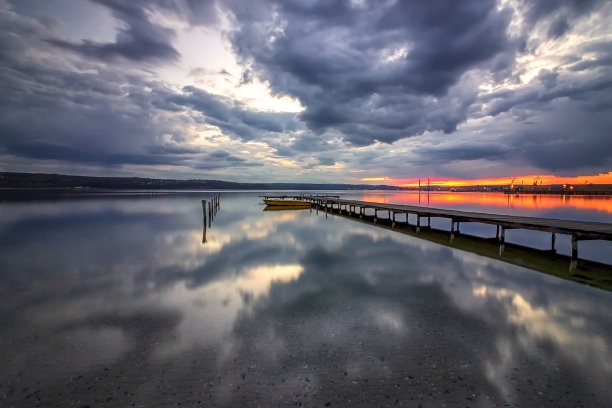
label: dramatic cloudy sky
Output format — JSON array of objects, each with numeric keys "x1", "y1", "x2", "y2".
[{"x1": 1, "y1": 0, "x2": 611, "y2": 184}]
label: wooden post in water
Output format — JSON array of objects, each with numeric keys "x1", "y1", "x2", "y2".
[
  {"x1": 551, "y1": 232, "x2": 556, "y2": 252},
  {"x1": 571, "y1": 234, "x2": 578, "y2": 259},
  {"x1": 427, "y1": 216, "x2": 431, "y2": 228},
  {"x1": 496, "y1": 225, "x2": 500, "y2": 240},
  {"x1": 416, "y1": 215, "x2": 421, "y2": 233},
  {"x1": 208, "y1": 201, "x2": 212, "y2": 228},
  {"x1": 201, "y1": 200, "x2": 207, "y2": 244},
  {"x1": 450, "y1": 218, "x2": 455, "y2": 241},
  {"x1": 373, "y1": 209, "x2": 378, "y2": 223},
  {"x1": 325, "y1": 198, "x2": 328, "y2": 218},
  {"x1": 499, "y1": 226, "x2": 506, "y2": 255}
]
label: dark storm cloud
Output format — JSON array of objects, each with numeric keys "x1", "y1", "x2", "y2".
[
  {"x1": 0, "y1": 6, "x2": 190, "y2": 167},
  {"x1": 2, "y1": 0, "x2": 611, "y2": 177},
  {"x1": 508, "y1": 104, "x2": 612, "y2": 174},
  {"x1": 221, "y1": 0, "x2": 612, "y2": 174},
  {"x1": 192, "y1": 150, "x2": 264, "y2": 170},
  {"x1": 45, "y1": 0, "x2": 220, "y2": 63},
  {"x1": 0, "y1": 3, "x2": 275, "y2": 171},
  {"x1": 483, "y1": 71, "x2": 612, "y2": 118},
  {"x1": 413, "y1": 144, "x2": 508, "y2": 165},
  {"x1": 48, "y1": 0, "x2": 179, "y2": 63},
  {"x1": 226, "y1": 0, "x2": 516, "y2": 145},
  {"x1": 162, "y1": 86, "x2": 294, "y2": 141},
  {"x1": 519, "y1": 0, "x2": 605, "y2": 39}
]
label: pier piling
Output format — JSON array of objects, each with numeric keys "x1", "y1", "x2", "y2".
[{"x1": 303, "y1": 196, "x2": 612, "y2": 262}]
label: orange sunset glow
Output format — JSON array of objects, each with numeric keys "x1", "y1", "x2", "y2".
[
  {"x1": 361, "y1": 172, "x2": 612, "y2": 188},
  {"x1": 359, "y1": 192, "x2": 612, "y2": 214}
]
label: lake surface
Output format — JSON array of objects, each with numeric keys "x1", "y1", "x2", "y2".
[{"x1": 1, "y1": 191, "x2": 612, "y2": 407}]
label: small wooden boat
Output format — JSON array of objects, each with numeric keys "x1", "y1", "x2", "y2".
[
  {"x1": 263, "y1": 198, "x2": 310, "y2": 207},
  {"x1": 263, "y1": 205, "x2": 310, "y2": 211}
]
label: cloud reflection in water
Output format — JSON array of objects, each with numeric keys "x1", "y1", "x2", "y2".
[{"x1": 1, "y1": 193, "x2": 611, "y2": 407}]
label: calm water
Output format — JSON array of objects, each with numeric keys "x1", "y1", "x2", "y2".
[{"x1": 1, "y1": 191, "x2": 611, "y2": 407}]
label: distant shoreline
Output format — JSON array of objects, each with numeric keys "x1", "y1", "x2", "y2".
[
  {"x1": 0, "y1": 171, "x2": 408, "y2": 191},
  {"x1": 1, "y1": 172, "x2": 611, "y2": 195}
]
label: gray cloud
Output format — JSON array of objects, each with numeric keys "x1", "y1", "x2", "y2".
[
  {"x1": 0, "y1": 3, "x2": 273, "y2": 173},
  {"x1": 191, "y1": 149, "x2": 264, "y2": 170},
  {"x1": 220, "y1": 0, "x2": 612, "y2": 175},
  {"x1": 48, "y1": 0, "x2": 180, "y2": 63},
  {"x1": 226, "y1": 0, "x2": 516, "y2": 146},
  {"x1": 162, "y1": 85, "x2": 296, "y2": 141},
  {"x1": 414, "y1": 144, "x2": 509, "y2": 166},
  {"x1": 1, "y1": 0, "x2": 611, "y2": 179}
]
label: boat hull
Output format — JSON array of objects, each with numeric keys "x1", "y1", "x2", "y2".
[
  {"x1": 263, "y1": 205, "x2": 310, "y2": 211},
  {"x1": 263, "y1": 199, "x2": 310, "y2": 207}
]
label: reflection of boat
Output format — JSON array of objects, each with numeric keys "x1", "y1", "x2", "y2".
[
  {"x1": 262, "y1": 198, "x2": 310, "y2": 207},
  {"x1": 264, "y1": 205, "x2": 311, "y2": 211}
]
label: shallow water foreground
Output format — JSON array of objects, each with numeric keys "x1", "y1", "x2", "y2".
[{"x1": 1, "y1": 193, "x2": 612, "y2": 407}]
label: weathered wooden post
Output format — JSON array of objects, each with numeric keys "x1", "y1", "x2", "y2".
[
  {"x1": 325, "y1": 197, "x2": 328, "y2": 218},
  {"x1": 551, "y1": 232, "x2": 556, "y2": 252},
  {"x1": 496, "y1": 225, "x2": 500, "y2": 240},
  {"x1": 427, "y1": 216, "x2": 431, "y2": 228},
  {"x1": 571, "y1": 234, "x2": 578, "y2": 259},
  {"x1": 416, "y1": 215, "x2": 421, "y2": 233},
  {"x1": 201, "y1": 200, "x2": 207, "y2": 243},
  {"x1": 499, "y1": 226, "x2": 505, "y2": 255},
  {"x1": 569, "y1": 259, "x2": 578, "y2": 272},
  {"x1": 374, "y1": 209, "x2": 378, "y2": 223},
  {"x1": 208, "y1": 201, "x2": 212, "y2": 227},
  {"x1": 450, "y1": 218, "x2": 455, "y2": 240}
]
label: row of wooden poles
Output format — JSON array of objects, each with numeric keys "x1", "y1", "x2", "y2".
[
  {"x1": 201, "y1": 195, "x2": 220, "y2": 244},
  {"x1": 313, "y1": 198, "x2": 580, "y2": 260}
]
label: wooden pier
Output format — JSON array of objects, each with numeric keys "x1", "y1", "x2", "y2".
[{"x1": 306, "y1": 197, "x2": 612, "y2": 261}]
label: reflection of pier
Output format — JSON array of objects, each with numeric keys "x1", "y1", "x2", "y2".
[
  {"x1": 201, "y1": 196, "x2": 220, "y2": 244},
  {"x1": 307, "y1": 197, "x2": 612, "y2": 261},
  {"x1": 308, "y1": 198, "x2": 612, "y2": 290}
]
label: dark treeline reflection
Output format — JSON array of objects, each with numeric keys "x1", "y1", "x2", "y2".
[{"x1": 1, "y1": 193, "x2": 611, "y2": 407}]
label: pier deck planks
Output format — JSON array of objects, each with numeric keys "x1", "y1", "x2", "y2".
[{"x1": 308, "y1": 197, "x2": 612, "y2": 240}]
